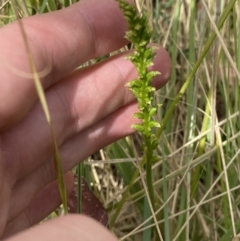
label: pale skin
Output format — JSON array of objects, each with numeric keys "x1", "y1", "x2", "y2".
[{"x1": 0, "y1": 0, "x2": 171, "y2": 240}]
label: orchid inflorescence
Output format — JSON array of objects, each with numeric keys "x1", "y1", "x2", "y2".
[{"x1": 116, "y1": 0, "x2": 160, "y2": 162}]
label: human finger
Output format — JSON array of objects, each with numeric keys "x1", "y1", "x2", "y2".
[
  {"x1": 5, "y1": 215, "x2": 118, "y2": 241},
  {"x1": 0, "y1": 0, "x2": 128, "y2": 130}
]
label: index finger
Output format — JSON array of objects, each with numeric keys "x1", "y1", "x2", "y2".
[{"x1": 0, "y1": 0, "x2": 128, "y2": 130}]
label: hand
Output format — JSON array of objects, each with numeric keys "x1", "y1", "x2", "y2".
[{"x1": 0, "y1": 0, "x2": 171, "y2": 240}]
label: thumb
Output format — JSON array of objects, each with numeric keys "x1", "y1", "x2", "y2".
[{"x1": 5, "y1": 215, "x2": 118, "y2": 241}]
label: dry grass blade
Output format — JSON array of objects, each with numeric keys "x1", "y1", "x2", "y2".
[{"x1": 11, "y1": 0, "x2": 68, "y2": 214}]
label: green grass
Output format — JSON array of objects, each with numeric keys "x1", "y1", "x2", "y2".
[{"x1": 1, "y1": 0, "x2": 240, "y2": 240}]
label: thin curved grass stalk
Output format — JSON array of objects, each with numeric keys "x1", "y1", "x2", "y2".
[
  {"x1": 115, "y1": 0, "x2": 160, "y2": 228},
  {"x1": 12, "y1": 1, "x2": 68, "y2": 214}
]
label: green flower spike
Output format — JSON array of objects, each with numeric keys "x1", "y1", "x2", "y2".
[
  {"x1": 116, "y1": 0, "x2": 161, "y2": 225},
  {"x1": 116, "y1": 0, "x2": 160, "y2": 152}
]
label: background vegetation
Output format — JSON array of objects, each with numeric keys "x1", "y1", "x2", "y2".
[{"x1": 1, "y1": 0, "x2": 240, "y2": 240}]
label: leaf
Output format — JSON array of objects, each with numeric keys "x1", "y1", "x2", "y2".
[{"x1": 68, "y1": 175, "x2": 108, "y2": 227}]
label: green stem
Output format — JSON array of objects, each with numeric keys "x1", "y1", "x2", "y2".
[{"x1": 145, "y1": 136, "x2": 155, "y2": 211}]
